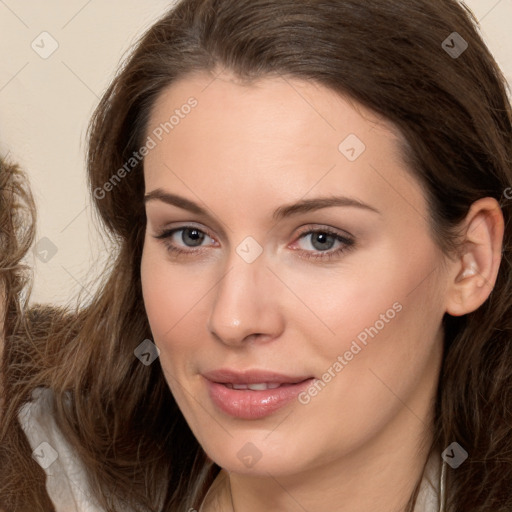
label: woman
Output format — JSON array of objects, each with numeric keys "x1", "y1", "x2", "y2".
[{"x1": 2, "y1": 0, "x2": 512, "y2": 511}]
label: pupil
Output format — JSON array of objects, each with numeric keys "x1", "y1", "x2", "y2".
[
  {"x1": 312, "y1": 232, "x2": 334, "y2": 251},
  {"x1": 183, "y1": 229, "x2": 205, "y2": 247}
]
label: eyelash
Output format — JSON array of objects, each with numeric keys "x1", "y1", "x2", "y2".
[
  {"x1": 292, "y1": 227, "x2": 355, "y2": 261},
  {"x1": 153, "y1": 225, "x2": 355, "y2": 261}
]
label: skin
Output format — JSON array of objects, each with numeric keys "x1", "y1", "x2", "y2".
[{"x1": 140, "y1": 70, "x2": 503, "y2": 512}]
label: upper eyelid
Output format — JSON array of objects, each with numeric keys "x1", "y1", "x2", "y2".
[
  {"x1": 155, "y1": 222, "x2": 214, "y2": 236},
  {"x1": 145, "y1": 199, "x2": 367, "y2": 239},
  {"x1": 295, "y1": 225, "x2": 353, "y2": 239},
  {"x1": 154, "y1": 223, "x2": 350, "y2": 236},
  {"x1": 145, "y1": 202, "x2": 230, "y2": 241},
  {"x1": 155, "y1": 225, "x2": 217, "y2": 244}
]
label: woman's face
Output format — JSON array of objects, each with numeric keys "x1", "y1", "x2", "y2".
[{"x1": 141, "y1": 71, "x2": 449, "y2": 477}]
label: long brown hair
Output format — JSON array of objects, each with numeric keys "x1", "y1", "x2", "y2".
[
  {"x1": 0, "y1": 156, "x2": 36, "y2": 385},
  {"x1": 0, "y1": 157, "x2": 48, "y2": 510},
  {"x1": 2, "y1": 1, "x2": 512, "y2": 511},
  {"x1": 0, "y1": 157, "x2": 35, "y2": 339}
]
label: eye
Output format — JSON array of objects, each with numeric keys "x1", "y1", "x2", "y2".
[
  {"x1": 153, "y1": 224, "x2": 355, "y2": 261},
  {"x1": 154, "y1": 226, "x2": 217, "y2": 256},
  {"x1": 292, "y1": 227, "x2": 355, "y2": 261}
]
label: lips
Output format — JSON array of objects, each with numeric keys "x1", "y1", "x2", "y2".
[{"x1": 202, "y1": 369, "x2": 314, "y2": 419}]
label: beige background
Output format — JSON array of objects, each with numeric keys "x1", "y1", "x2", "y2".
[{"x1": 1, "y1": 0, "x2": 511, "y2": 305}]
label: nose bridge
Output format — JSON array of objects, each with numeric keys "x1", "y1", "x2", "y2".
[{"x1": 208, "y1": 249, "x2": 283, "y2": 345}]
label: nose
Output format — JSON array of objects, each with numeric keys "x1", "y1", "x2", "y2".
[{"x1": 207, "y1": 256, "x2": 285, "y2": 347}]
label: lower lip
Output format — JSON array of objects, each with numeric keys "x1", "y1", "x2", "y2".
[{"x1": 205, "y1": 378, "x2": 314, "y2": 420}]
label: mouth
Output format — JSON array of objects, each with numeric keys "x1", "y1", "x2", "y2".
[{"x1": 202, "y1": 369, "x2": 315, "y2": 419}]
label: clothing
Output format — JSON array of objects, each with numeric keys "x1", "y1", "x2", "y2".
[
  {"x1": 413, "y1": 448, "x2": 442, "y2": 512},
  {"x1": 18, "y1": 388, "x2": 104, "y2": 512},
  {"x1": 19, "y1": 388, "x2": 442, "y2": 512}
]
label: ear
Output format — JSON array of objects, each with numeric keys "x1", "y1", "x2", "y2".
[{"x1": 445, "y1": 197, "x2": 504, "y2": 317}]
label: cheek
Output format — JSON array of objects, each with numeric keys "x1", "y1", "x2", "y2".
[
  {"x1": 140, "y1": 243, "x2": 213, "y2": 363},
  {"x1": 287, "y1": 239, "x2": 445, "y2": 401},
  {"x1": 302, "y1": 236, "x2": 445, "y2": 345},
  {"x1": 309, "y1": 251, "x2": 444, "y2": 411},
  {"x1": 270, "y1": 253, "x2": 425, "y2": 364},
  {"x1": 140, "y1": 244, "x2": 218, "y2": 436}
]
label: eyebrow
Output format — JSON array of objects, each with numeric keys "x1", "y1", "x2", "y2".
[{"x1": 143, "y1": 189, "x2": 380, "y2": 221}]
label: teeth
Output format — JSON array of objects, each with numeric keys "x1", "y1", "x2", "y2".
[
  {"x1": 248, "y1": 383, "x2": 270, "y2": 391},
  {"x1": 228, "y1": 382, "x2": 283, "y2": 390}
]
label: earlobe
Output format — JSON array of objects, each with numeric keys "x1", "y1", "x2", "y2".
[{"x1": 446, "y1": 198, "x2": 504, "y2": 317}]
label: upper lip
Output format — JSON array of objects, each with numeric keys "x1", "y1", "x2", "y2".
[{"x1": 202, "y1": 368, "x2": 312, "y2": 385}]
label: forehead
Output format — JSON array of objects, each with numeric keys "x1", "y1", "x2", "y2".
[
  {"x1": 143, "y1": 71, "x2": 424, "y2": 219},
  {"x1": 146, "y1": 70, "x2": 402, "y2": 147}
]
